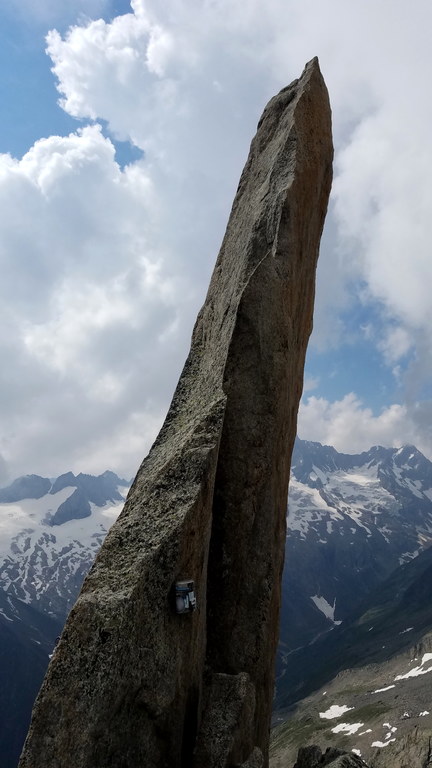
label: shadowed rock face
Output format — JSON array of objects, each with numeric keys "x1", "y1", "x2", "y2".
[
  {"x1": 293, "y1": 746, "x2": 368, "y2": 768},
  {"x1": 19, "y1": 58, "x2": 332, "y2": 768}
]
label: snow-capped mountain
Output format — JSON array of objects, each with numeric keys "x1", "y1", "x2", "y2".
[
  {"x1": 272, "y1": 438, "x2": 432, "y2": 767},
  {"x1": 3, "y1": 442, "x2": 432, "y2": 767},
  {"x1": 0, "y1": 469, "x2": 129, "y2": 768},
  {"x1": 279, "y1": 440, "x2": 432, "y2": 662},
  {"x1": 5, "y1": 441, "x2": 432, "y2": 651},
  {"x1": 0, "y1": 470, "x2": 129, "y2": 619},
  {"x1": 290, "y1": 441, "x2": 432, "y2": 556}
]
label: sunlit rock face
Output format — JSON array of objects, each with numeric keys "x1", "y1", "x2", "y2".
[{"x1": 19, "y1": 58, "x2": 332, "y2": 768}]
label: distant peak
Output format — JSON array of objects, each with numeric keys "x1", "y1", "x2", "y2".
[
  {"x1": 50, "y1": 472, "x2": 77, "y2": 495},
  {"x1": 0, "y1": 475, "x2": 51, "y2": 502}
]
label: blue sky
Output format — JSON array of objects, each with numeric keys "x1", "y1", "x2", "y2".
[
  {"x1": 0, "y1": 2, "x2": 135, "y2": 158},
  {"x1": 1, "y1": 0, "x2": 432, "y2": 482}
]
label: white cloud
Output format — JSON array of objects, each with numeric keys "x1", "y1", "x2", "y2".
[
  {"x1": 334, "y1": 110, "x2": 432, "y2": 330},
  {"x1": 0, "y1": 124, "x2": 190, "y2": 479},
  {"x1": 298, "y1": 393, "x2": 432, "y2": 459},
  {"x1": 2, "y1": 0, "x2": 432, "y2": 479},
  {"x1": 44, "y1": 1, "x2": 432, "y2": 359},
  {"x1": 378, "y1": 327, "x2": 412, "y2": 366}
]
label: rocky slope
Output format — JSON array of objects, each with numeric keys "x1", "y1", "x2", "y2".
[
  {"x1": 270, "y1": 636, "x2": 432, "y2": 768},
  {"x1": 272, "y1": 439, "x2": 432, "y2": 768},
  {"x1": 18, "y1": 58, "x2": 333, "y2": 768},
  {"x1": 271, "y1": 543, "x2": 432, "y2": 767},
  {"x1": 292, "y1": 746, "x2": 368, "y2": 767}
]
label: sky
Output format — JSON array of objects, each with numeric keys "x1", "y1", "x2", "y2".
[{"x1": 1, "y1": 0, "x2": 432, "y2": 483}]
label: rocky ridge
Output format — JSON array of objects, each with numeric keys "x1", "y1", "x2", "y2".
[{"x1": 18, "y1": 57, "x2": 333, "y2": 768}]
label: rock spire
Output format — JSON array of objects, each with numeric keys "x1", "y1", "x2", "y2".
[{"x1": 19, "y1": 57, "x2": 333, "y2": 768}]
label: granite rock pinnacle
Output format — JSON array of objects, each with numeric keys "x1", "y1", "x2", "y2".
[{"x1": 19, "y1": 57, "x2": 333, "y2": 768}]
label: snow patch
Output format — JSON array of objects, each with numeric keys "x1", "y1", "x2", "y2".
[
  {"x1": 372, "y1": 739, "x2": 396, "y2": 748},
  {"x1": 399, "y1": 549, "x2": 419, "y2": 565},
  {"x1": 319, "y1": 704, "x2": 354, "y2": 719},
  {"x1": 401, "y1": 476, "x2": 424, "y2": 499},
  {"x1": 310, "y1": 595, "x2": 341, "y2": 626},
  {"x1": 312, "y1": 465, "x2": 328, "y2": 484},
  {"x1": 331, "y1": 722, "x2": 364, "y2": 735},
  {"x1": 311, "y1": 595, "x2": 337, "y2": 622},
  {"x1": 288, "y1": 479, "x2": 339, "y2": 539},
  {"x1": 383, "y1": 723, "x2": 397, "y2": 737},
  {"x1": 372, "y1": 685, "x2": 395, "y2": 694},
  {"x1": 337, "y1": 469, "x2": 377, "y2": 486},
  {"x1": 395, "y1": 653, "x2": 432, "y2": 680}
]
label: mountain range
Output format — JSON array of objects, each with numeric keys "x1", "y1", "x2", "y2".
[
  {"x1": 0, "y1": 470, "x2": 129, "y2": 768},
  {"x1": 2, "y1": 440, "x2": 432, "y2": 766},
  {"x1": 274, "y1": 440, "x2": 432, "y2": 766},
  {"x1": 280, "y1": 440, "x2": 432, "y2": 651}
]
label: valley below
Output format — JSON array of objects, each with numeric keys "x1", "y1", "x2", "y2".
[{"x1": 271, "y1": 617, "x2": 432, "y2": 767}]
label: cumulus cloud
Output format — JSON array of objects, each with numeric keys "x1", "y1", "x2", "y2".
[
  {"x1": 0, "y1": 124, "x2": 189, "y2": 478},
  {"x1": 2, "y1": 0, "x2": 432, "y2": 479},
  {"x1": 44, "y1": 0, "x2": 432, "y2": 358}
]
